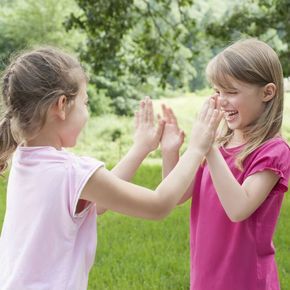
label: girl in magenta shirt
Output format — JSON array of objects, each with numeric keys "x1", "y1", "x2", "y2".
[{"x1": 161, "y1": 39, "x2": 290, "y2": 290}]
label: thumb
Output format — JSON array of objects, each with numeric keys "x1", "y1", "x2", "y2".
[
  {"x1": 179, "y1": 130, "x2": 185, "y2": 144},
  {"x1": 156, "y1": 118, "x2": 165, "y2": 139}
]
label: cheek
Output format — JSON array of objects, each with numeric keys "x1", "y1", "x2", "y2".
[{"x1": 83, "y1": 109, "x2": 89, "y2": 124}]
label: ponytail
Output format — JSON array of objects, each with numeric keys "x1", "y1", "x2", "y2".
[{"x1": 0, "y1": 112, "x2": 17, "y2": 175}]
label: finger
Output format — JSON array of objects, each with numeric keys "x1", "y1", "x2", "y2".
[
  {"x1": 134, "y1": 111, "x2": 139, "y2": 129},
  {"x1": 145, "y1": 96, "x2": 151, "y2": 123},
  {"x1": 209, "y1": 109, "x2": 223, "y2": 132},
  {"x1": 216, "y1": 95, "x2": 222, "y2": 110},
  {"x1": 156, "y1": 118, "x2": 165, "y2": 140},
  {"x1": 211, "y1": 93, "x2": 219, "y2": 107},
  {"x1": 161, "y1": 104, "x2": 169, "y2": 122},
  {"x1": 140, "y1": 100, "x2": 146, "y2": 123},
  {"x1": 167, "y1": 107, "x2": 178, "y2": 127},
  {"x1": 148, "y1": 98, "x2": 154, "y2": 126},
  {"x1": 199, "y1": 98, "x2": 210, "y2": 121},
  {"x1": 204, "y1": 98, "x2": 215, "y2": 123},
  {"x1": 179, "y1": 130, "x2": 185, "y2": 144}
]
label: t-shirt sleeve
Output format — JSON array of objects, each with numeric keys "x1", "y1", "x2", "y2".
[
  {"x1": 244, "y1": 140, "x2": 290, "y2": 193},
  {"x1": 67, "y1": 155, "x2": 104, "y2": 219}
]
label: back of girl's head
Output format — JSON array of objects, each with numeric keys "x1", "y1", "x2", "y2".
[
  {"x1": 206, "y1": 38, "x2": 284, "y2": 170},
  {"x1": 0, "y1": 46, "x2": 87, "y2": 173}
]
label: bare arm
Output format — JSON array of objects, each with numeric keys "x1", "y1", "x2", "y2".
[
  {"x1": 82, "y1": 149, "x2": 203, "y2": 220},
  {"x1": 162, "y1": 149, "x2": 194, "y2": 205},
  {"x1": 160, "y1": 105, "x2": 193, "y2": 205},
  {"x1": 206, "y1": 146, "x2": 279, "y2": 222}
]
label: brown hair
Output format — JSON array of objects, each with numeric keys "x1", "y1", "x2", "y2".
[
  {"x1": 206, "y1": 39, "x2": 284, "y2": 170},
  {"x1": 0, "y1": 47, "x2": 87, "y2": 174}
]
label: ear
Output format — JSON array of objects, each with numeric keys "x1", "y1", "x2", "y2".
[
  {"x1": 262, "y1": 83, "x2": 276, "y2": 102},
  {"x1": 53, "y1": 95, "x2": 67, "y2": 120}
]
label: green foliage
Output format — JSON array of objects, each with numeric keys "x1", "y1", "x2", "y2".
[
  {"x1": 0, "y1": 0, "x2": 84, "y2": 70},
  {"x1": 87, "y1": 84, "x2": 112, "y2": 116},
  {"x1": 64, "y1": 0, "x2": 209, "y2": 115},
  {"x1": 65, "y1": 0, "x2": 197, "y2": 87},
  {"x1": 0, "y1": 0, "x2": 113, "y2": 117},
  {"x1": 205, "y1": 0, "x2": 290, "y2": 75}
]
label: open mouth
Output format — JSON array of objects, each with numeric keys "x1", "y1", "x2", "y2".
[{"x1": 224, "y1": 110, "x2": 238, "y2": 121}]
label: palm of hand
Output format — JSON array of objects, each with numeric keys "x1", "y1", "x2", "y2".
[
  {"x1": 161, "y1": 123, "x2": 184, "y2": 152},
  {"x1": 133, "y1": 97, "x2": 164, "y2": 153},
  {"x1": 160, "y1": 104, "x2": 184, "y2": 153},
  {"x1": 134, "y1": 123, "x2": 160, "y2": 151}
]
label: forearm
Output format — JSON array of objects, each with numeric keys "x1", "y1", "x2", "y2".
[
  {"x1": 162, "y1": 149, "x2": 195, "y2": 205},
  {"x1": 156, "y1": 149, "x2": 203, "y2": 213},
  {"x1": 162, "y1": 150, "x2": 179, "y2": 179},
  {"x1": 111, "y1": 144, "x2": 149, "y2": 181},
  {"x1": 206, "y1": 146, "x2": 252, "y2": 221}
]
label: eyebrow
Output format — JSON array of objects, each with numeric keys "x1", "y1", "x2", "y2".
[{"x1": 214, "y1": 85, "x2": 238, "y2": 91}]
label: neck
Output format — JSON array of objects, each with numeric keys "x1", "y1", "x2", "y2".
[
  {"x1": 227, "y1": 130, "x2": 246, "y2": 147},
  {"x1": 24, "y1": 128, "x2": 62, "y2": 150}
]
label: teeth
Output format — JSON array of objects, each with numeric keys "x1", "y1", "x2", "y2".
[
  {"x1": 224, "y1": 110, "x2": 238, "y2": 121},
  {"x1": 225, "y1": 110, "x2": 237, "y2": 117}
]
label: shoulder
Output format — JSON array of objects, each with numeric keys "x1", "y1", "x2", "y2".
[
  {"x1": 250, "y1": 137, "x2": 289, "y2": 159},
  {"x1": 63, "y1": 152, "x2": 105, "y2": 185},
  {"x1": 244, "y1": 137, "x2": 290, "y2": 190},
  {"x1": 68, "y1": 152, "x2": 104, "y2": 171}
]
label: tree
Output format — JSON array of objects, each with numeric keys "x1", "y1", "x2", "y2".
[
  {"x1": 0, "y1": 0, "x2": 84, "y2": 70},
  {"x1": 64, "y1": 0, "x2": 211, "y2": 114},
  {"x1": 65, "y1": 0, "x2": 198, "y2": 88},
  {"x1": 205, "y1": 0, "x2": 290, "y2": 75}
]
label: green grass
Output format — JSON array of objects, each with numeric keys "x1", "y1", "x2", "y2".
[
  {"x1": 88, "y1": 165, "x2": 190, "y2": 290},
  {"x1": 0, "y1": 91, "x2": 290, "y2": 289}
]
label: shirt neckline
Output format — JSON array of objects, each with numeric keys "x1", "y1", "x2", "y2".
[{"x1": 18, "y1": 145, "x2": 64, "y2": 152}]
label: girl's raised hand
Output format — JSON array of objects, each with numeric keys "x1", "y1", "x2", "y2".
[
  {"x1": 134, "y1": 96, "x2": 165, "y2": 153},
  {"x1": 160, "y1": 104, "x2": 185, "y2": 154},
  {"x1": 188, "y1": 95, "x2": 223, "y2": 155}
]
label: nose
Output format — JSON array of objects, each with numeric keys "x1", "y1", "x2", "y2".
[{"x1": 219, "y1": 93, "x2": 228, "y2": 107}]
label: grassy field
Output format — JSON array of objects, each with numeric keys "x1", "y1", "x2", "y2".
[{"x1": 0, "y1": 91, "x2": 289, "y2": 289}]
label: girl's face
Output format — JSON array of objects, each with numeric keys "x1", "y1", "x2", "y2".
[
  {"x1": 62, "y1": 81, "x2": 89, "y2": 147},
  {"x1": 214, "y1": 77, "x2": 266, "y2": 134}
]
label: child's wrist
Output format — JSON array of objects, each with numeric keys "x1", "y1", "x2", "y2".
[
  {"x1": 161, "y1": 147, "x2": 180, "y2": 157},
  {"x1": 205, "y1": 144, "x2": 218, "y2": 158},
  {"x1": 184, "y1": 147, "x2": 205, "y2": 159},
  {"x1": 131, "y1": 143, "x2": 151, "y2": 157}
]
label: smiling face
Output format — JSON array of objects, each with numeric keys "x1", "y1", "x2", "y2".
[
  {"x1": 206, "y1": 39, "x2": 284, "y2": 168},
  {"x1": 213, "y1": 77, "x2": 268, "y2": 139}
]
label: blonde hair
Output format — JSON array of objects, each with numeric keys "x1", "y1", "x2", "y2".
[
  {"x1": 206, "y1": 39, "x2": 284, "y2": 170},
  {"x1": 0, "y1": 47, "x2": 87, "y2": 174}
]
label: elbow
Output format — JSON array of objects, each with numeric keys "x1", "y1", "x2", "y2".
[
  {"x1": 150, "y1": 213, "x2": 167, "y2": 221},
  {"x1": 147, "y1": 201, "x2": 172, "y2": 221},
  {"x1": 149, "y1": 207, "x2": 171, "y2": 221}
]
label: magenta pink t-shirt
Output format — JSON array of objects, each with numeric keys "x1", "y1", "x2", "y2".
[
  {"x1": 190, "y1": 137, "x2": 290, "y2": 290},
  {"x1": 0, "y1": 146, "x2": 104, "y2": 290}
]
